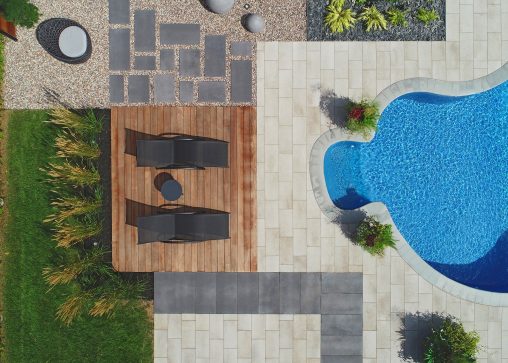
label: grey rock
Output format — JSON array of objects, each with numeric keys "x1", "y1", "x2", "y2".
[
  {"x1": 244, "y1": 13, "x2": 265, "y2": 33},
  {"x1": 204, "y1": 0, "x2": 235, "y2": 14}
]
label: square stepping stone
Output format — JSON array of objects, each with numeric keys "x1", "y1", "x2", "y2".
[
  {"x1": 230, "y1": 60, "x2": 252, "y2": 103},
  {"x1": 160, "y1": 49, "x2": 175, "y2": 71},
  {"x1": 128, "y1": 75, "x2": 150, "y2": 103},
  {"x1": 109, "y1": 75, "x2": 124, "y2": 103},
  {"x1": 134, "y1": 55, "x2": 156, "y2": 70},
  {"x1": 198, "y1": 81, "x2": 226, "y2": 103},
  {"x1": 109, "y1": 29, "x2": 130, "y2": 70},
  {"x1": 204, "y1": 35, "x2": 226, "y2": 77},
  {"x1": 154, "y1": 75, "x2": 176, "y2": 103},
  {"x1": 231, "y1": 41, "x2": 253, "y2": 57},
  {"x1": 109, "y1": 0, "x2": 130, "y2": 24},
  {"x1": 179, "y1": 49, "x2": 201, "y2": 77},
  {"x1": 134, "y1": 10, "x2": 155, "y2": 52},
  {"x1": 179, "y1": 81, "x2": 194, "y2": 103},
  {"x1": 160, "y1": 23, "x2": 200, "y2": 45}
]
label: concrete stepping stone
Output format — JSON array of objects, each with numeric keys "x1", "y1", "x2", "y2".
[
  {"x1": 259, "y1": 273, "x2": 280, "y2": 314},
  {"x1": 109, "y1": 29, "x2": 130, "y2": 70},
  {"x1": 230, "y1": 60, "x2": 252, "y2": 103},
  {"x1": 154, "y1": 75, "x2": 176, "y2": 103},
  {"x1": 198, "y1": 81, "x2": 226, "y2": 103},
  {"x1": 179, "y1": 81, "x2": 194, "y2": 103},
  {"x1": 134, "y1": 10, "x2": 155, "y2": 52},
  {"x1": 160, "y1": 23, "x2": 200, "y2": 45},
  {"x1": 109, "y1": 0, "x2": 130, "y2": 24},
  {"x1": 204, "y1": 35, "x2": 226, "y2": 77},
  {"x1": 128, "y1": 75, "x2": 150, "y2": 103},
  {"x1": 179, "y1": 49, "x2": 201, "y2": 77},
  {"x1": 231, "y1": 41, "x2": 253, "y2": 57},
  {"x1": 109, "y1": 75, "x2": 124, "y2": 103},
  {"x1": 134, "y1": 55, "x2": 156, "y2": 70},
  {"x1": 160, "y1": 49, "x2": 175, "y2": 71}
]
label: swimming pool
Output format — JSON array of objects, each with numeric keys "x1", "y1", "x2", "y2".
[{"x1": 324, "y1": 80, "x2": 508, "y2": 292}]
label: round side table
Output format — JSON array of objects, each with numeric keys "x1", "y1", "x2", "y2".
[{"x1": 160, "y1": 179, "x2": 183, "y2": 201}]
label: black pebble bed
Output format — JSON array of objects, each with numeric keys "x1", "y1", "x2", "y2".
[{"x1": 307, "y1": 0, "x2": 446, "y2": 41}]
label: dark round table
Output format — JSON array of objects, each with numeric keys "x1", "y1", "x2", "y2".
[{"x1": 160, "y1": 179, "x2": 183, "y2": 201}]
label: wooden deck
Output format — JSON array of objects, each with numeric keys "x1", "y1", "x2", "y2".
[{"x1": 111, "y1": 106, "x2": 257, "y2": 272}]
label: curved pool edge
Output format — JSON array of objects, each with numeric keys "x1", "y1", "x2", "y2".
[{"x1": 309, "y1": 61, "x2": 508, "y2": 306}]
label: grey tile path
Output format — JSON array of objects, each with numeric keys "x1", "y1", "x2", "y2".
[
  {"x1": 109, "y1": 75, "x2": 124, "y2": 103},
  {"x1": 231, "y1": 60, "x2": 253, "y2": 103},
  {"x1": 204, "y1": 35, "x2": 226, "y2": 77},
  {"x1": 155, "y1": 272, "x2": 363, "y2": 362},
  {"x1": 198, "y1": 81, "x2": 226, "y2": 103},
  {"x1": 109, "y1": 0, "x2": 130, "y2": 24},
  {"x1": 159, "y1": 49, "x2": 175, "y2": 71},
  {"x1": 134, "y1": 55, "x2": 156, "y2": 70},
  {"x1": 109, "y1": 29, "x2": 130, "y2": 71},
  {"x1": 128, "y1": 75, "x2": 149, "y2": 103},
  {"x1": 134, "y1": 10, "x2": 155, "y2": 52},
  {"x1": 231, "y1": 41, "x2": 253, "y2": 57},
  {"x1": 160, "y1": 24, "x2": 200, "y2": 45},
  {"x1": 179, "y1": 81, "x2": 194, "y2": 104},
  {"x1": 179, "y1": 49, "x2": 201, "y2": 77},
  {"x1": 154, "y1": 75, "x2": 176, "y2": 103}
]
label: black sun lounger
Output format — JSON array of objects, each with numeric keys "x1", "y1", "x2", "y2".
[
  {"x1": 136, "y1": 136, "x2": 229, "y2": 169},
  {"x1": 137, "y1": 212, "x2": 230, "y2": 244}
]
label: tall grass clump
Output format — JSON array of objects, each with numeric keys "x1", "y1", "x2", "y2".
[
  {"x1": 45, "y1": 162, "x2": 100, "y2": 187},
  {"x1": 54, "y1": 217, "x2": 102, "y2": 248},
  {"x1": 45, "y1": 190, "x2": 102, "y2": 224},
  {"x1": 48, "y1": 109, "x2": 102, "y2": 137},
  {"x1": 55, "y1": 132, "x2": 101, "y2": 159}
]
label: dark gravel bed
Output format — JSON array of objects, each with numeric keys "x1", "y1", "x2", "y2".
[{"x1": 308, "y1": 0, "x2": 446, "y2": 41}]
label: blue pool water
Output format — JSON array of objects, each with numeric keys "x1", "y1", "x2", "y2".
[{"x1": 324, "y1": 81, "x2": 508, "y2": 292}]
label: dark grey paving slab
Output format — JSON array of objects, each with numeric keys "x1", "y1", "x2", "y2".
[
  {"x1": 128, "y1": 75, "x2": 150, "y2": 103},
  {"x1": 160, "y1": 23, "x2": 200, "y2": 45},
  {"x1": 231, "y1": 41, "x2": 253, "y2": 57},
  {"x1": 322, "y1": 336, "x2": 363, "y2": 356},
  {"x1": 322, "y1": 272, "x2": 362, "y2": 294},
  {"x1": 109, "y1": 0, "x2": 130, "y2": 24},
  {"x1": 154, "y1": 75, "x2": 176, "y2": 103},
  {"x1": 179, "y1": 81, "x2": 194, "y2": 104},
  {"x1": 109, "y1": 75, "x2": 124, "y2": 103},
  {"x1": 134, "y1": 10, "x2": 155, "y2": 52},
  {"x1": 321, "y1": 356, "x2": 363, "y2": 363},
  {"x1": 230, "y1": 60, "x2": 252, "y2": 103},
  {"x1": 321, "y1": 293, "x2": 363, "y2": 315},
  {"x1": 179, "y1": 49, "x2": 201, "y2": 77},
  {"x1": 198, "y1": 81, "x2": 226, "y2": 103},
  {"x1": 160, "y1": 49, "x2": 175, "y2": 71},
  {"x1": 134, "y1": 55, "x2": 156, "y2": 70},
  {"x1": 195, "y1": 273, "x2": 216, "y2": 313},
  {"x1": 237, "y1": 273, "x2": 259, "y2": 314},
  {"x1": 204, "y1": 35, "x2": 226, "y2": 77},
  {"x1": 280, "y1": 273, "x2": 301, "y2": 314},
  {"x1": 259, "y1": 273, "x2": 280, "y2": 314},
  {"x1": 216, "y1": 273, "x2": 237, "y2": 313},
  {"x1": 321, "y1": 315, "x2": 362, "y2": 336},
  {"x1": 154, "y1": 273, "x2": 196, "y2": 313},
  {"x1": 301, "y1": 273, "x2": 321, "y2": 313},
  {"x1": 109, "y1": 29, "x2": 130, "y2": 70}
]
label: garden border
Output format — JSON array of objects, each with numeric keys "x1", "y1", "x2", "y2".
[{"x1": 309, "y1": 62, "x2": 508, "y2": 306}]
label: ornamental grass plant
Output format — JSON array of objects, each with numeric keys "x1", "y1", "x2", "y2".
[
  {"x1": 325, "y1": 0, "x2": 357, "y2": 33},
  {"x1": 359, "y1": 5, "x2": 387, "y2": 32}
]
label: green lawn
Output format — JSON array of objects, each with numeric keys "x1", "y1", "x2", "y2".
[{"x1": 3, "y1": 111, "x2": 152, "y2": 363}]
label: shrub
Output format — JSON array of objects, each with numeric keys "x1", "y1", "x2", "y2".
[
  {"x1": 346, "y1": 99, "x2": 380, "y2": 136},
  {"x1": 359, "y1": 6, "x2": 387, "y2": 32},
  {"x1": 424, "y1": 317, "x2": 480, "y2": 363},
  {"x1": 387, "y1": 8, "x2": 408, "y2": 27},
  {"x1": 417, "y1": 8, "x2": 440, "y2": 25},
  {"x1": 325, "y1": 0, "x2": 357, "y2": 33},
  {"x1": 354, "y1": 216, "x2": 396, "y2": 256},
  {"x1": 0, "y1": 0, "x2": 40, "y2": 28}
]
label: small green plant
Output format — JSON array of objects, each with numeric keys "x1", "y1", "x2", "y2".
[
  {"x1": 359, "y1": 5, "x2": 387, "y2": 32},
  {"x1": 346, "y1": 99, "x2": 380, "y2": 136},
  {"x1": 417, "y1": 8, "x2": 440, "y2": 25},
  {"x1": 387, "y1": 7, "x2": 408, "y2": 27},
  {"x1": 354, "y1": 216, "x2": 396, "y2": 256},
  {"x1": 424, "y1": 317, "x2": 481, "y2": 363},
  {"x1": 324, "y1": 0, "x2": 357, "y2": 33},
  {"x1": 0, "y1": 0, "x2": 40, "y2": 28}
]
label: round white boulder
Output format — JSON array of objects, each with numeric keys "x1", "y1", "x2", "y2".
[
  {"x1": 244, "y1": 13, "x2": 265, "y2": 33},
  {"x1": 205, "y1": 0, "x2": 235, "y2": 14}
]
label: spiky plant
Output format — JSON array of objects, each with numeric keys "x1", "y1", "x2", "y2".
[
  {"x1": 43, "y1": 248, "x2": 106, "y2": 288},
  {"x1": 359, "y1": 6, "x2": 387, "y2": 32},
  {"x1": 54, "y1": 217, "x2": 102, "y2": 248},
  {"x1": 89, "y1": 278, "x2": 146, "y2": 318},
  {"x1": 56, "y1": 290, "x2": 92, "y2": 326},
  {"x1": 55, "y1": 132, "x2": 101, "y2": 160},
  {"x1": 45, "y1": 189, "x2": 102, "y2": 224},
  {"x1": 324, "y1": 0, "x2": 357, "y2": 33},
  {"x1": 417, "y1": 8, "x2": 440, "y2": 25},
  {"x1": 387, "y1": 7, "x2": 408, "y2": 27},
  {"x1": 45, "y1": 162, "x2": 100, "y2": 187},
  {"x1": 48, "y1": 109, "x2": 102, "y2": 136}
]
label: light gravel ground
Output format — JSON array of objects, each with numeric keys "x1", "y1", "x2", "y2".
[{"x1": 4, "y1": 0, "x2": 109, "y2": 109}]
